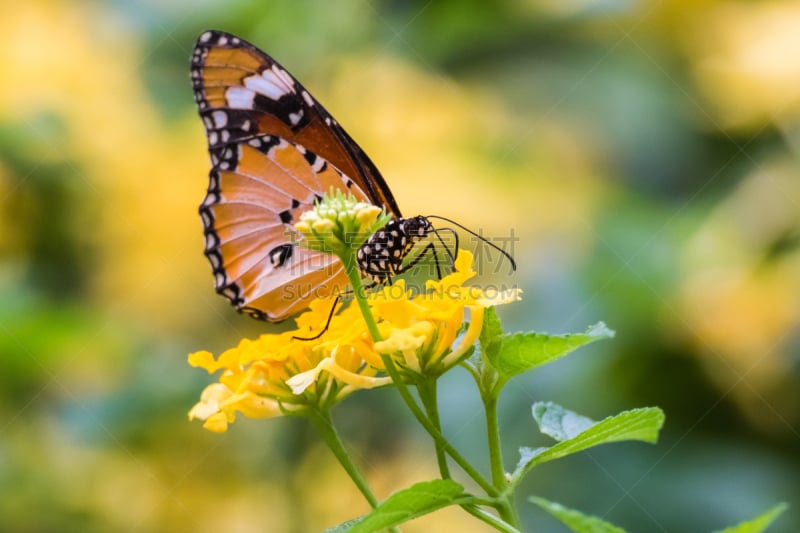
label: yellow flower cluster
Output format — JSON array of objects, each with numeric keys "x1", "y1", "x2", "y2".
[
  {"x1": 188, "y1": 251, "x2": 520, "y2": 432},
  {"x1": 371, "y1": 251, "x2": 519, "y2": 376}
]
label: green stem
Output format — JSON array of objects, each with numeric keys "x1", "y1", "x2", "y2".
[
  {"x1": 342, "y1": 259, "x2": 383, "y2": 342},
  {"x1": 386, "y1": 355, "x2": 497, "y2": 497},
  {"x1": 310, "y1": 409, "x2": 402, "y2": 533},
  {"x1": 484, "y1": 394, "x2": 522, "y2": 529},
  {"x1": 462, "y1": 505, "x2": 522, "y2": 533},
  {"x1": 340, "y1": 253, "x2": 497, "y2": 497},
  {"x1": 417, "y1": 379, "x2": 450, "y2": 479},
  {"x1": 485, "y1": 395, "x2": 505, "y2": 488},
  {"x1": 310, "y1": 408, "x2": 378, "y2": 508},
  {"x1": 419, "y1": 384, "x2": 523, "y2": 533}
]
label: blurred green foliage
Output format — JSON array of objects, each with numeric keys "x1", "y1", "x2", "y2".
[{"x1": 0, "y1": 0, "x2": 797, "y2": 531}]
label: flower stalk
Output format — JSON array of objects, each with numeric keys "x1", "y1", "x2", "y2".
[{"x1": 309, "y1": 408, "x2": 378, "y2": 508}]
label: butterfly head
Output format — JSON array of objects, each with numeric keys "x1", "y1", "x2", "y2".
[{"x1": 404, "y1": 215, "x2": 434, "y2": 243}]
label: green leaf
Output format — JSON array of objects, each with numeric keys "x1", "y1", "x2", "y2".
[
  {"x1": 489, "y1": 322, "x2": 614, "y2": 385},
  {"x1": 327, "y1": 480, "x2": 471, "y2": 533},
  {"x1": 533, "y1": 401, "x2": 596, "y2": 441},
  {"x1": 513, "y1": 405, "x2": 664, "y2": 483},
  {"x1": 712, "y1": 503, "x2": 788, "y2": 533},
  {"x1": 325, "y1": 517, "x2": 363, "y2": 533},
  {"x1": 530, "y1": 496, "x2": 627, "y2": 533}
]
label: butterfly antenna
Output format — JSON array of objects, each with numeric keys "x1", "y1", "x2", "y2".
[{"x1": 426, "y1": 215, "x2": 517, "y2": 271}]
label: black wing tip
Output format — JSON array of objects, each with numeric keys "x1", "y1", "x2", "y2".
[{"x1": 195, "y1": 30, "x2": 242, "y2": 48}]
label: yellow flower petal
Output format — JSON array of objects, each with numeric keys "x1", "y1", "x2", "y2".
[
  {"x1": 232, "y1": 392, "x2": 282, "y2": 419},
  {"x1": 374, "y1": 322, "x2": 431, "y2": 353},
  {"x1": 312, "y1": 218, "x2": 335, "y2": 233},
  {"x1": 355, "y1": 204, "x2": 382, "y2": 225},
  {"x1": 441, "y1": 306, "x2": 484, "y2": 368},
  {"x1": 188, "y1": 383, "x2": 230, "y2": 420},
  {"x1": 202, "y1": 412, "x2": 230, "y2": 433},
  {"x1": 286, "y1": 361, "x2": 326, "y2": 394},
  {"x1": 325, "y1": 358, "x2": 392, "y2": 389},
  {"x1": 476, "y1": 288, "x2": 523, "y2": 307},
  {"x1": 187, "y1": 350, "x2": 220, "y2": 372}
]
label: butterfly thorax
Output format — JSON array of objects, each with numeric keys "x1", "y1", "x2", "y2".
[{"x1": 357, "y1": 216, "x2": 432, "y2": 282}]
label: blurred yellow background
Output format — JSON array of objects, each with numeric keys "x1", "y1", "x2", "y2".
[{"x1": 1, "y1": 0, "x2": 798, "y2": 531}]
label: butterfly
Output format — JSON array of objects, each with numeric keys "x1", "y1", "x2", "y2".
[{"x1": 191, "y1": 30, "x2": 459, "y2": 322}]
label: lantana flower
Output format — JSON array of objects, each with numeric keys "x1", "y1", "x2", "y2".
[
  {"x1": 370, "y1": 250, "x2": 521, "y2": 378},
  {"x1": 189, "y1": 192, "x2": 520, "y2": 432},
  {"x1": 188, "y1": 249, "x2": 519, "y2": 432},
  {"x1": 188, "y1": 300, "x2": 390, "y2": 432}
]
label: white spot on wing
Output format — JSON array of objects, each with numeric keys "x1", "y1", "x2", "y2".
[
  {"x1": 212, "y1": 110, "x2": 228, "y2": 128},
  {"x1": 288, "y1": 110, "x2": 303, "y2": 125},
  {"x1": 200, "y1": 31, "x2": 213, "y2": 43},
  {"x1": 244, "y1": 70, "x2": 292, "y2": 100},
  {"x1": 302, "y1": 90, "x2": 314, "y2": 107},
  {"x1": 226, "y1": 86, "x2": 255, "y2": 109},
  {"x1": 274, "y1": 67, "x2": 295, "y2": 88}
]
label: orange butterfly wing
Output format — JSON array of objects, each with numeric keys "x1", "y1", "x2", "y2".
[
  {"x1": 192, "y1": 30, "x2": 396, "y2": 321},
  {"x1": 192, "y1": 30, "x2": 401, "y2": 215},
  {"x1": 201, "y1": 135, "x2": 367, "y2": 321}
]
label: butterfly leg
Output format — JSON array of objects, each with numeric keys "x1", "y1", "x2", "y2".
[
  {"x1": 291, "y1": 277, "x2": 384, "y2": 341},
  {"x1": 433, "y1": 227, "x2": 458, "y2": 269},
  {"x1": 394, "y1": 241, "x2": 441, "y2": 278},
  {"x1": 292, "y1": 294, "x2": 342, "y2": 341}
]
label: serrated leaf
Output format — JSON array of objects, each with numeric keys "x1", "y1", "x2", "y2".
[
  {"x1": 712, "y1": 503, "x2": 788, "y2": 533},
  {"x1": 530, "y1": 496, "x2": 627, "y2": 533},
  {"x1": 513, "y1": 406, "x2": 664, "y2": 483},
  {"x1": 489, "y1": 322, "x2": 614, "y2": 384},
  {"x1": 328, "y1": 480, "x2": 471, "y2": 533},
  {"x1": 533, "y1": 402, "x2": 596, "y2": 441}
]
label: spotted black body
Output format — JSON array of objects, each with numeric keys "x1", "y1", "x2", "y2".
[{"x1": 357, "y1": 216, "x2": 434, "y2": 281}]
